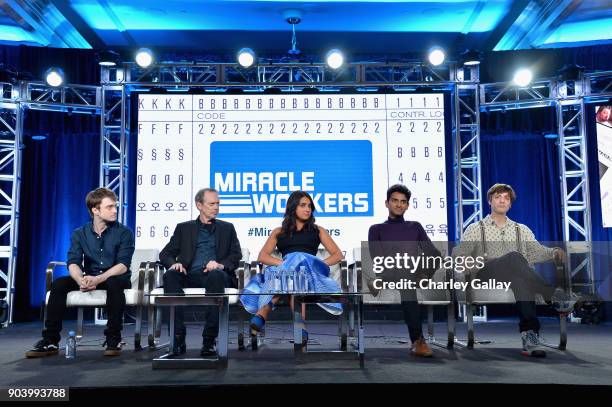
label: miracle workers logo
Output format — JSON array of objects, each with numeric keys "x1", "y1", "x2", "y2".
[{"x1": 210, "y1": 140, "x2": 373, "y2": 218}]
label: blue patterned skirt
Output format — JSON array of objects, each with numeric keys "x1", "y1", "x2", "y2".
[{"x1": 240, "y1": 252, "x2": 343, "y2": 315}]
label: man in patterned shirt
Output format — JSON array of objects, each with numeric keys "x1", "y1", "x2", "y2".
[{"x1": 453, "y1": 183, "x2": 572, "y2": 357}]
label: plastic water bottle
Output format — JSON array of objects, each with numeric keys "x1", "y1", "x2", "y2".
[
  {"x1": 280, "y1": 268, "x2": 288, "y2": 292},
  {"x1": 294, "y1": 268, "x2": 302, "y2": 293},
  {"x1": 264, "y1": 268, "x2": 272, "y2": 293},
  {"x1": 65, "y1": 331, "x2": 77, "y2": 359},
  {"x1": 296, "y1": 266, "x2": 306, "y2": 292},
  {"x1": 301, "y1": 266, "x2": 310, "y2": 292},
  {"x1": 287, "y1": 269, "x2": 295, "y2": 293},
  {"x1": 273, "y1": 269, "x2": 282, "y2": 293}
]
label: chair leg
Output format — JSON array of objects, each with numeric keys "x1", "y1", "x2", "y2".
[
  {"x1": 147, "y1": 304, "x2": 155, "y2": 348},
  {"x1": 347, "y1": 301, "x2": 355, "y2": 337},
  {"x1": 339, "y1": 311, "x2": 347, "y2": 351},
  {"x1": 155, "y1": 307, "x2": 162, "y2": 339},
  {"x1": 427, "y1": 305, "x2": 435, "y2": 340},
  {"x1": 237, "y1": 307, "x2": 245, "y2": 351},
  {"x1": 559, "y1": 312, "x2": 568, "y2": 350},
  {"x1": 134, "y1": 305, "x2": 143, "y2": 350},
  {"x1": 466, "y1": 304, "x2": 475, "y2": 349},
  {"x1": 447, "y1": 302, "x2": 456, "y2": 349},
  {"x1": 541, "y1": 312, "x2": 568, "y2": 351},
  {"x1": 77, "y1": 308, "x2": 84, "y2": 341}
]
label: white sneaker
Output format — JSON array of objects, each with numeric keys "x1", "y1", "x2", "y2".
[{"x1": 521, "y1": 330, "x2": 546, "y2": 357}]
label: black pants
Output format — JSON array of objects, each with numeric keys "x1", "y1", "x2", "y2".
[
  {"x1": 477, "y1": 251, "x2": 557, "y2": 333},
  {"x1": 400, "y1": 288, "x2": 423, "y2": 343},
  {"x1": 42, "y1": 275, "x2": 130, "y2": 344},
  {"x1": 163, "y1": 269, "x2": 231, "y2": 339}
]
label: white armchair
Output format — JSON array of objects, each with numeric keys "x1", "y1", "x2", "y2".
[
  {"x1": 352, "y1": 246, "x2": 456, "y2": 349},
  {"x1": 145, "y1": 248, "x2": 250, "y2": 349},
  {"x1": 249, "y1": 249, "x2": 359, "y2": 354},
  {"x1": 455, "y1": 266, "x2": 568, "y2": 350},
  {"x1": 44, "y1": 249, "x2": 160, "y2": 350}
]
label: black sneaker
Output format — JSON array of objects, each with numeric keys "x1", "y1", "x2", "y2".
[
  {"x1": 25, "y1": 339, "x2": 59, "y2": 358},
  {"x1": 103, "y1": 337, "x2": 122, "y2": 356},
  {"x1": 200, "y1": 337, "x2": 217, "y2": 358}
]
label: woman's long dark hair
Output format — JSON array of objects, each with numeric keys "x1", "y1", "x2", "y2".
[{"x1": 280, "y1": 191, "x2": 317, "y2": 238}]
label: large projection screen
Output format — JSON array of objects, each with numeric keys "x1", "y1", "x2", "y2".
[{"x1": 136, "y1": 92, "x2": 449, "y2": 260}]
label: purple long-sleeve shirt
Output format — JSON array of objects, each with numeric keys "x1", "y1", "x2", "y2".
[{"x1": 368, "y1": 216, "x2": 442, "y2": 258}]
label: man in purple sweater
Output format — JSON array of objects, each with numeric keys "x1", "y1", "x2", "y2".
[{"x1": 368, "y1": 184, "x2": 442, "y2": 357}]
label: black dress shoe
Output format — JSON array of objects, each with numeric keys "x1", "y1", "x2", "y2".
[
  {"x1": 172, "y1": 335, "x2": 186, "y2": 355},
  {"x1": 200, "y1": 337, "x2": 217, "y2": 357}
]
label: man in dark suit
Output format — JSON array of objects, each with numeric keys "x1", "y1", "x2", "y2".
[{"x1": 160, "y1": 187, "x2": 242, "y2": 357}]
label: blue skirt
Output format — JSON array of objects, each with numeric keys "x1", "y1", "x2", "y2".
[{"x1": 240, "y1": 252, "x2": 343, "y2": 315}]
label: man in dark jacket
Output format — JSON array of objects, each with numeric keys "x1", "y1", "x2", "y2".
[{"x1": 160, "y1": 187, "x2": 242, "y2": 357}]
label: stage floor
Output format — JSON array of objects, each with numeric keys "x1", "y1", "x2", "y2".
[{"x1": 1, "y1": 319, "x2": 611, "y2": 387}]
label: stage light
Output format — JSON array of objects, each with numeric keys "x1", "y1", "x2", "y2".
[
  {"x1": 237, "y1": 48, "x2": 256, "y2": 68},
  {"x1": 44, "y1": 67, "x2": 64, "y2": 87},
  {"x1": 97, "y1": 50, "x2": 120, "y2": 67},
  {"x1": 428, "y1": 47, "x2": 445, "y2": 66},
  {"x1": 513, "y1": 68, "x2": 533, "y2": 87},
  {"x1": 461, "y1": 49, "x2": 482, "y2": 66},
  {"x1": 135, "y1": 48, "x2": 153, "y2": 68},
  {"x1": 326, "y1": 49, "x2": 344, "y2": 70}
]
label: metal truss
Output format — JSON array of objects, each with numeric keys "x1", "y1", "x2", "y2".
[
  {"x1": 451, "y1": 65, "x2": 488, "y2": 322},
  {"x1": 118, "y1": 61, "x2": 458, "y2": 88},
  {"x1": 0, "y1": 81, "x2": 24, "y2": 326},
  {"x1": 20, "y1": 81, "x2": 100, "y2": 113},
  {"x1": 480, "y1": 78, "x2": 556, "y2": 110},
  {"x1": 585, "y1": 70, "x2": 612, "y2": 102},
  {"x1": 100, "y1": 67, "x2": 129, "y2": 224},
  {"x1": 553, "y1": 75, "x2": 595, "y2": 296},
  {"x1": 452, "y1": 65, "x2": 483, "y2": 238}
]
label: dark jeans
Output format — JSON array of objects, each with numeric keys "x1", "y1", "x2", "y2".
[
  {"x1": 42, "y1": 275, "x2": 130, "y2": 344},
  {"x1": 399, "y1": 288, "x2": 423, "y2": 343},
  {"x1": 163, "y1": 269, "x2": 231, "y2": 339},
  {"x1": 477, "y1": 251, "x2": 557, "y2": 333}
]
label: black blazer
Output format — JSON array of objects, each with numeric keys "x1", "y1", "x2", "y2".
[{"x1": 159, "y1": 218, "x2": 242, "y2": 287}]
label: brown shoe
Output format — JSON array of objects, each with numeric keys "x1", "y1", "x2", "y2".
[
  {"x1": 411, "y1": 338, "x2": 433, "y2": 357},
  {"x1": 103, "y1": 338, "x2": 122, "y2": 356}
]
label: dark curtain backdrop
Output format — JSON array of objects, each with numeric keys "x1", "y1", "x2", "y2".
[
  {"x1": 14, "y1": 111, "x2": 100, "y2": 320},
  {"x1": 479, "y1": 108, "x2": 562, "y2": 242},
  {"x1": 1, "y1": 42, "x2": 610, "y2": 320}
]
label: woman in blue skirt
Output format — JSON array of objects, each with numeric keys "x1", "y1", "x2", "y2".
[{"x1": 240, "y1": 190, "x2": 344, "y2": 342}]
